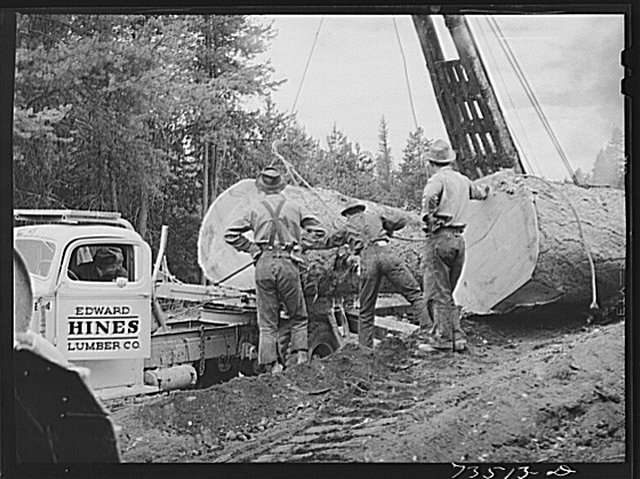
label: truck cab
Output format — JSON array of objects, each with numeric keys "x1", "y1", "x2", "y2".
[
  {"x1": 14, "y1": 210, "x2": 154, "y2": 394},
  {"x1": 13, "y1": 209, "x2": 369, "y2": 399}
]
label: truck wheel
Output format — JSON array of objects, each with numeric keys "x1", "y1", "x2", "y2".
[
  {"x1": 239, "y1": 358, "x2": 262, "y2": 377},
  {"x1": 308, "y1": 320, "x2": 340, "y2": 362},
  {"x1": 194, "y1": 359, "x2": 239, "y2": 388}
]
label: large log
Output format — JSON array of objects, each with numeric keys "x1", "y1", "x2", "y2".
[
  {"x1": 198, "y1": 170, "x2": 625, "y2": 315},
  {"x1": 458, "y1": 172, "x2": 626, "y2": 313}
]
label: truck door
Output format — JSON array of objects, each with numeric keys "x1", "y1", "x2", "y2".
[{"x1": 55, "y1": 240, "x2": 152, "y2": 362}]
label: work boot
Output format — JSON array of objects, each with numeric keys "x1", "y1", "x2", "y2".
[
  {"x1": 418, "y1": 334, "x2": 454, "y2": 352},
  {"x1": 430, "y1": 339, "x2": 454, "y2": 351},
  {"x1": 453, "y1": 338, "x2": 468, "y2": 352},
  {"x1": 417, "y1": 343, "x2": 438, "y2": 353},
  {"x1": 296, "y1": 350, "x2": 308, "y2": 365},
  {"x1": 268, "y1": 362, "x2": 283, "y2": 374}
]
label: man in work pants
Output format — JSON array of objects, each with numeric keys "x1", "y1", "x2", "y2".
[
  {"x1": 329, "y1": 200, "x2": 432, "y2": 349},
  {"x1": 224, "y1": 166, "x2": 323, "y2": 374},
  {"x1": 421, "y1": 139, "x2": 490, "y2": 352}
]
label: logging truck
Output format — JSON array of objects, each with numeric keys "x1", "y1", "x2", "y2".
[{"x1": 13, "y1": 209, "x2": 385, "y2": 401}]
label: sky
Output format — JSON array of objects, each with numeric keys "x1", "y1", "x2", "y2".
[{"x1": 252, "y1": 14, "x2": 625, "y2": 181}]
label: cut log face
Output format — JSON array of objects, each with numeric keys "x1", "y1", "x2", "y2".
[
  {"x1": 197, "y1": 179, "x2": 405, "y2": 293},
  {"x1": 198, "y1": 179, "x2": 259, "y2": 290},
  {"x1": 453, "y1": 171, "x2": 540, "y2": 313},
  {"x1": 199, "y1": 171, "x2": 626, "y2": 315}
]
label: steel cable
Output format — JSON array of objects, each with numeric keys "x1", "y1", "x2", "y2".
[
  {"x1": 393, "y1": 16, "x2": 419, "y2": 130},
  {"x1": 473, "y1": 17, "x2": 540, "y2": 176},
  {"x1": 486, "y1": 17, "x2": 579, "y2": 184},
  {"x1": 519, "y1": 173, "x2": 599, "y2": 313}
]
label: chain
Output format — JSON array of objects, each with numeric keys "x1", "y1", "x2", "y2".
[{"x1": 198, "y1": 326, "x2": 206, "y2": 377}]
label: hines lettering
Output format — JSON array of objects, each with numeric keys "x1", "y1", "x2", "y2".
[{"x1": 68, "y1": 319, "x2": 140, "y2": 336}]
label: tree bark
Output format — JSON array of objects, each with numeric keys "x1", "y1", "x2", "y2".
[
  {"x1": 108, "y1": 155, "x2": 118, "y2": 212},
  {"x1": 198, "y1": 170, "x2": 625, "y2": 315},
  {"x1": 137, "y1": 186, "x2": 148, "y2": 239}
]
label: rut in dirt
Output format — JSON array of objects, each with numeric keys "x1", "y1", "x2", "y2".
[{"x1": 113, "y1": 308, "x2": 625, "y2": 463}]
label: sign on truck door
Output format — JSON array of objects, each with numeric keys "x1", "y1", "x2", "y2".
[{"x1": 56, "y1": 240, "x2": 152, "y2": 360}]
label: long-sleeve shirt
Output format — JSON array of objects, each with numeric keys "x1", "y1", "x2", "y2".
[
  {"x1": 421, "y1": 166, "x2": 488, "y2": 229},
  {"x1": 224, "y1": 193, "x2": 324, "y2": 255},
  {"x1": 325, "y1": 210, "x2": 406, "y2": 254}
]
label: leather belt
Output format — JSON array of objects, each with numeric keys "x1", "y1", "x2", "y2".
[
  {"x1": 436, "y1": 225, "x2": 465, "y2": 233},
  {"x1": 259, "y1": 249, "x2": 293, "y2": 259}
]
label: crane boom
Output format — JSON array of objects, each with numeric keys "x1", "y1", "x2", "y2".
[{"x1": 412, "y1": 14, "x2": 524, "y2": 179}]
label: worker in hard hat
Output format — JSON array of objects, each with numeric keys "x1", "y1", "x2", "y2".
[
  {"x1": 328, "y1": 199, "x2": 432, "y2": 349},
  {"x1": 224, "y1": 166, "x2": 324, "y2": 374},
  {"x1": 420, "y1": 139, "x2": 490, "y2": 352}
]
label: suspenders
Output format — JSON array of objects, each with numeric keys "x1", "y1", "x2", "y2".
[{"x1": 261, "y1": 197, "x2": 287, "y2": 247}]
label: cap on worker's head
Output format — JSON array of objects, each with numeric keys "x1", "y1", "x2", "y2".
[
  {"x1": 426, "y1": 139, "x2": 456, "y2": 165},
  {"x1": 94, "y1": 247, "x2": 123, "y2": 268},
  {"x1": 14, "y1": 248, "x2": 33, "y2": 335},
  {"x1": 341, "y1": 199, "x2": 366, "y2": 216},
  {"x1": 255, "y1": 166, "x2": 286, "y2": 194}
]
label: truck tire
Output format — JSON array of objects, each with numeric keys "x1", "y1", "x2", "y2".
[
  {"x1": 308, "y1": 319, "x2": 340, "y2": 362},
  {"x1": 194, "y1": 358, "x2": 239, "y2": 388},
  {"x1": 239, "y1": 358, "x2": 262, "y2": 377}
]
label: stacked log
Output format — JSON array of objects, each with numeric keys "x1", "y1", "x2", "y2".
[{"x1": 198, "y1": 170, "x2": 625, "y2": 315}]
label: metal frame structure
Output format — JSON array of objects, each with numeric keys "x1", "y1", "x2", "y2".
[{"x1": 412, "y1": 15, "x2": 524, "y2": 179}]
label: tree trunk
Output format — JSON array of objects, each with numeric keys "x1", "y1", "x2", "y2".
[
  {"x1": 108, "y1": 156, "x2": 118, "y2": 212},
  {"x1": 198, "y1": 170, "x2": 625, "y2": 315},
  {"x1": 137, "y1": 186, "x2": 148, "y2": 239}
]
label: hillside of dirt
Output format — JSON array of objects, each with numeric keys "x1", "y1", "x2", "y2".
[{"x1": 109, "y1": 308, "x2": 626, "y2": 465}]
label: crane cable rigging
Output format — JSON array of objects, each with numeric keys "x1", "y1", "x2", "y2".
[
  {"x1": 268, "y1": 15, "x2": 596, "y2": 321},
  {"x1": 272, "y1": 15, "x2": 422, "y2": 181},
  {"x1": 472, "y1": 17, "x2": 540, "y2": 177},
  {"x1": 484, "y1": 16, "x2": 579, "y2": 185},
  {"x1": 393, "y1": 16, "x2": 420, "y2": 131},
  {"x1": 267, "y1": 15, "x2": 426, "y2": 242},
  {"x1": 481, "y1": 16, "x2": 599, "y2": 311},
  {"x1": 272, "y1": 15, "x2": 427, "y2": 234},
  {"x1": 269, "y1": 14, "x2": 323, "y2": 184},
  {"x1": 291, "y1": 16, "x2": 325, "y2": 117},
  {"x1": 269, "y1": 16, "x2": 349, "y2": 230}
]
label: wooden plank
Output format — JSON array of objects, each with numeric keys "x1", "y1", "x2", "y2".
[{"x1": 374, "y1": 316, "x2": 420, "y2": 336}]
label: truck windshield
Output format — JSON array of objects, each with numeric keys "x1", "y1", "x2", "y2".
[{"x1": 15, "y1": 238, "x2": 56, "y2": 278}]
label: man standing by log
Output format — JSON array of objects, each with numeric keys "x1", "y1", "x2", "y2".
[
  {"x1": 224, "y1": 166, "x2": 322, "y2": 374},
  {"x1": 328, "y1": 200, "x2": 432, "y2": 349},
  {"x1": 421, "y1": 139, "x2": 490, "y2": 352}
]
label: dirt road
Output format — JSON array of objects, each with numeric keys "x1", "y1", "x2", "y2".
[{"x1": 110, "y1": 308, "x2": 625, "y2": 467}]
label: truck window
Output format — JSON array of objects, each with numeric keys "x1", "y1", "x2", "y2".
[
  {"x1": 14, "y1": 238, "x2": 56, "y2": 278},
  {"x1": 67, "y1": 244, "x2": 134, "y2": 282}
]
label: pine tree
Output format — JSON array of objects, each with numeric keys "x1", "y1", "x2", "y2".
[
  {"x1": 394, "y1": 127, "x2": 431, "y2": 210},
  {"x1": 376, "y1": 116, "x2": 392, "y2": 185},
  {"x1": 13, "y1": 14, "x2": 287, "y2": 281},
  {"x1": 591, "y1": 126, "x2": 624, "y2": 189}
]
